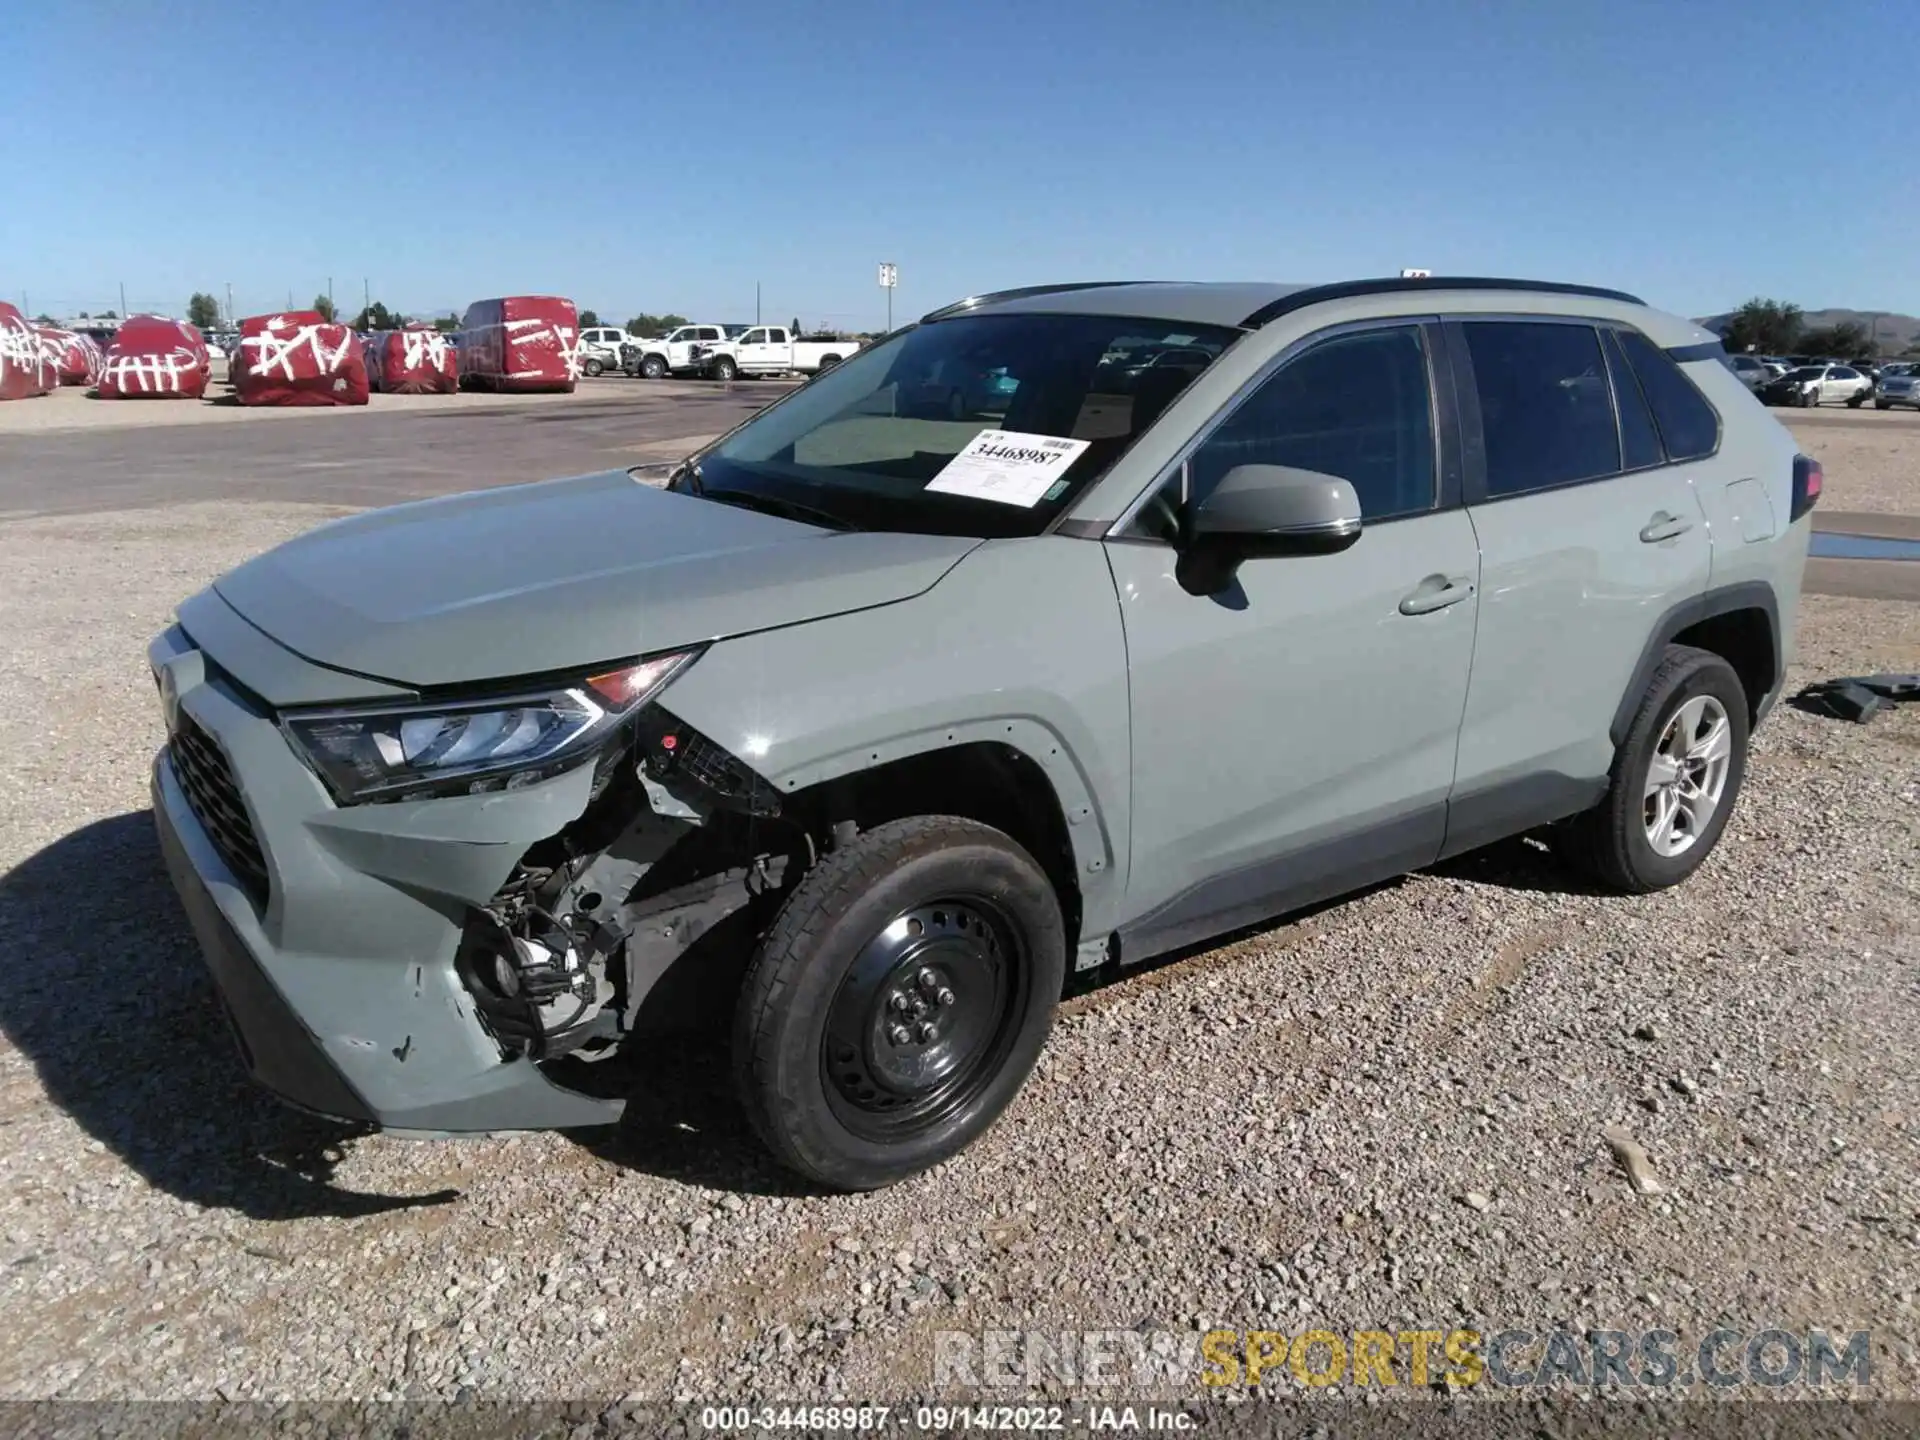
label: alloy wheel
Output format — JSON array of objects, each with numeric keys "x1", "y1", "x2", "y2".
[{"x1": 1643, "y1": 695, "x2": 1733, "y2": 858}]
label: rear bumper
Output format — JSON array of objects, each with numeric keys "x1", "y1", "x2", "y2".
[{"x1": 148, "y1": 625, "x2": 626, "y2": 1134}]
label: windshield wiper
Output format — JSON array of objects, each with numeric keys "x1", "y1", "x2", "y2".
[{"x1": 699, "y1": 487, "x2": 858, "y2": 532}]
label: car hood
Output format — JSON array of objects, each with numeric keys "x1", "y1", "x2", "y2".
[{"x1": 212, "y1": 471, "x2": 980, "y2": 689}]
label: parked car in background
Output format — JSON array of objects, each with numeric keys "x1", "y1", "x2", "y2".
[
  {"x1": 1758, "y1": 363, "x2": 1871, "y2": 408},
  {"x1": 1873, "y1": 367, "x2": 1920, "y2": 410},
  {"x1": 633, "y1": 323, "x2": 748, "y2": 378},
  {"x1": 692, "y1": 325, "x2": 863, "y2": 380},
  {"x1": 577, "y1": 326, "x2": 630, "y2": 377},
  {"x1": 1724, "y1": 354, "x2": 1771, "y2": 391},
  {"x1": 457, "y1": 296, "x2": 579, "y2": 392}
]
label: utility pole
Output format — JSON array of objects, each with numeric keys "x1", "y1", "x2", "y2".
[
  {"x1": 118, "y1": 281, "x2": 126, "y2": 316},
  {"x1": 363, "y1": 278, "x2": 370, "y2": 320},
  {"x1": 225, "y1": 282, "x2": 233, "y2": 326},
  {"x1": 755, "y1": 281, "x2": 761, "y2": 326},
  {"x1": 327, "y1": 277, "x2": 334, "y2": 319}
]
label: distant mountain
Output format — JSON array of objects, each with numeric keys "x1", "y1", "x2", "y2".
[{"x1": 1693, "y1": 307, "x2": 1920, "y2": 355}]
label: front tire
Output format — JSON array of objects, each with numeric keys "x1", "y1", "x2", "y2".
[
  {"x1": 710, "y1": 355, "x2": 739, "y2": 382},
  {"x1": 1561, "y1": 645, "x2": 1748, "y2": 894},
  {"x1": 732, "y1": 816, "x2": 1066, "y2": 1191},
  {"x1": 1876, "y1": 400, "x2": 1892, "y2": 410},
  {"x1": 640, "y1": 355, "x2": 667, "y2": 379},
  {"x1": 1846, "y1": 392, "x2": 1865, "y2": 408},
  {"x1": 1800, "y1": 389, "x2": 1817, "y2": 407}
]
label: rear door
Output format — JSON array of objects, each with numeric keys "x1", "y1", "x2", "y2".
[
  {"x1": 1442, "y1": 317, "x2": 1711, "y2": 852},
  {"x1": 745, "y1": 327, "x2": 787, "y2": 370},
  {"x1": 1106, "y1": 318, "x2": 1481, "y2": 958}
]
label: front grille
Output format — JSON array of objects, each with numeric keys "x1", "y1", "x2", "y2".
[{"x1": 170, "y1": 714, "x2": 270, "y2": 905}]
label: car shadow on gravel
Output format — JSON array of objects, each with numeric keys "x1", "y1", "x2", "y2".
[
  {"x1": 0, "y1": 811, "x2": 459, "y2": 1221},
  {"x1": 1425, "y1": 832, "x2": 1614, "y2": 896},
  {"x1": 562, "y1": 1035, "x2": 825, "y2": 1199}
]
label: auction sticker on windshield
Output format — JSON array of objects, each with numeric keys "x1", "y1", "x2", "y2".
[{"x1": 925, "y1": 430, "x2": 1092, "y2": 508}]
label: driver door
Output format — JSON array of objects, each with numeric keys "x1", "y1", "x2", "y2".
[{"x1": 1104, "y1": 320, "x2": 1480, "y2": 959}]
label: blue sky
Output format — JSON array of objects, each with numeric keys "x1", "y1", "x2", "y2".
[{"x1": 5, "y1": 0, "x2": 1915, "y2": 329}]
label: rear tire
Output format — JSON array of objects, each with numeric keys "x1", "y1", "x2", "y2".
[
  {"x1": 732, "y1": 816, "x2": 1065, "y2": 1191},
  {"x1": 582, "y1": 358, "x2": 604, "y2": 378},
  {"x1": 1560, "y1": 645, "x2": 1748, "y2": 894}
]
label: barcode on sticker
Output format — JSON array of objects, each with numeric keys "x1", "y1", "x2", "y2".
[{"x1": 1039, "y1": 439, "x2": 1075, "y2": 451}]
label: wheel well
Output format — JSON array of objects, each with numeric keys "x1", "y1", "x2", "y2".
[
  {"x1": 798, "y1": 742, "x2": 1082, "y2": 943},
  {"x1": 1673, "y1": 606, "x2": 1775, "y2": 721}
]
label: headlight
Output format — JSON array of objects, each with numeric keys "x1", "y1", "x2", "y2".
[{"x1": 282, "y1": 649, "x2": 700, "y2": 804}]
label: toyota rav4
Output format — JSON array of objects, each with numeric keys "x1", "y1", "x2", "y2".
[{"x1": 150, "y1": 277, "x2": 1816, "y2": 1190}]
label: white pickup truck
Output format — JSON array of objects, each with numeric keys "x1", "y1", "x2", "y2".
[
  {"x1": 692, "y1": 326, "x2": 862, "y2": 380},
  {"x1": 632, "y1": 323, "x2": 747, "y2": 379}
]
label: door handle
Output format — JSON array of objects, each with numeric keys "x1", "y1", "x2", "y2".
[
  {"x1": 1398, "y1": 576, "x2": 1475, "y2": 616},
  {"x1": 1640, "y1": 512, "x2": 1694, "y2": 543}
]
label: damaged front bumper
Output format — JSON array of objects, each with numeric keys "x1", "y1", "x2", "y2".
[{"x1": 149, "y1": 624, "x2": 629, "y2": 1135}]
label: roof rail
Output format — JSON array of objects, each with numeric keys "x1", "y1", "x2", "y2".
[
  {"x1": 1241, "y1": 276, "x2": 1645, "y2": 329},
  {"x1": 920, "y1": 281, "x2": 1155, "y2": 323}
]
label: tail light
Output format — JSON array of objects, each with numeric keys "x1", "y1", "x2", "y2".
[{"x1": 1790, "y1": 454, "x2": 1822, "y2": 523}]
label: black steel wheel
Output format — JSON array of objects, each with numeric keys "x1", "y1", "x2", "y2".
[
  {"x1": 733, "y1": 816, "x2": 1066, "y2": 1191},
  {"x1": 820, "y1": 898, "x2": 1023, "y2": 1141}
]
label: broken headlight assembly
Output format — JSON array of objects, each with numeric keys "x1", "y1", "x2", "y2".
[{"x1": 281, "y1": 649, "x2": 701, "y2": 804}]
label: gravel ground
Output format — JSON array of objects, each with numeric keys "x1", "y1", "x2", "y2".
[
  {"x1": 0, "y1": 484, "x2": 1915, "y2": 1406},
  {"x1": 1785, "y1": 411, "x2": 1920, "y2": 516}
]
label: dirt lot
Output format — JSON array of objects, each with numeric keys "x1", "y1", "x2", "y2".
[{"x1": 0, "y1": 400, "x2": 1914, "y2": 1405}]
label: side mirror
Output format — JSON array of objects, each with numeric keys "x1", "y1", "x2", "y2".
[{"x1": 1176, "y1": 464, "x2": 1362, "y2": 595}]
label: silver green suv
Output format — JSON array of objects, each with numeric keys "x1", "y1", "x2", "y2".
[{"x1": 150, "y1": 277, "x2": 1817, "y2": 1190}]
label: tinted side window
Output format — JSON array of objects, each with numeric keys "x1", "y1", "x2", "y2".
[
  {"x1": 1617, "y1": 330, "x2": 1720, "y2": 462},
  {"x1": 1603, "y1": 330, "x2": 1665, "y2": 471},
  {"x1": 1187, "y1": 326, "x2": 1435, "y2": 521},
  {"x1": 1463, "y1": 322, "x2": 1620, "y2": 497}
]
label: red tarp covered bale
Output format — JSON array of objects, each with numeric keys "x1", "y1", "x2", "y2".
[
  {"x1": 366, "y1": 326, "x2": 457, "y2": 394},
  {"x1": 37, "y1": 327, "x2": 105, "y2": 387},
  {"x1": 233, "y1": 314, "x2": 369, "y2": 407},
  {"x1": 0, "y1": 303, "x2": 57, "y2": 400},
  {"x1": 98, "y1": 316, "x2": 211, "y2": 399},
  {"x1": 457, "y1": 296, "x2": 577, "y2": 392}
]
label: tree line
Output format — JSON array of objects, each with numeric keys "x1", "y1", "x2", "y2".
[{"x1": 1718, "y1": 298, "x2": 1911, "y2": 362}]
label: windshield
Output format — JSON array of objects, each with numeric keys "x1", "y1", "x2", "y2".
[
  {"x1": 1783, "y1": 367, "x2": 1823, "y2": 381},
  {"x1": 691, "y1": 312, "x2": 1239, "y2": 538}
]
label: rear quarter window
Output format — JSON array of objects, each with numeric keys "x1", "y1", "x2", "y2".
[{"x1": 1617, "y1": 330, "x2": 1721, "y2": 462}]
